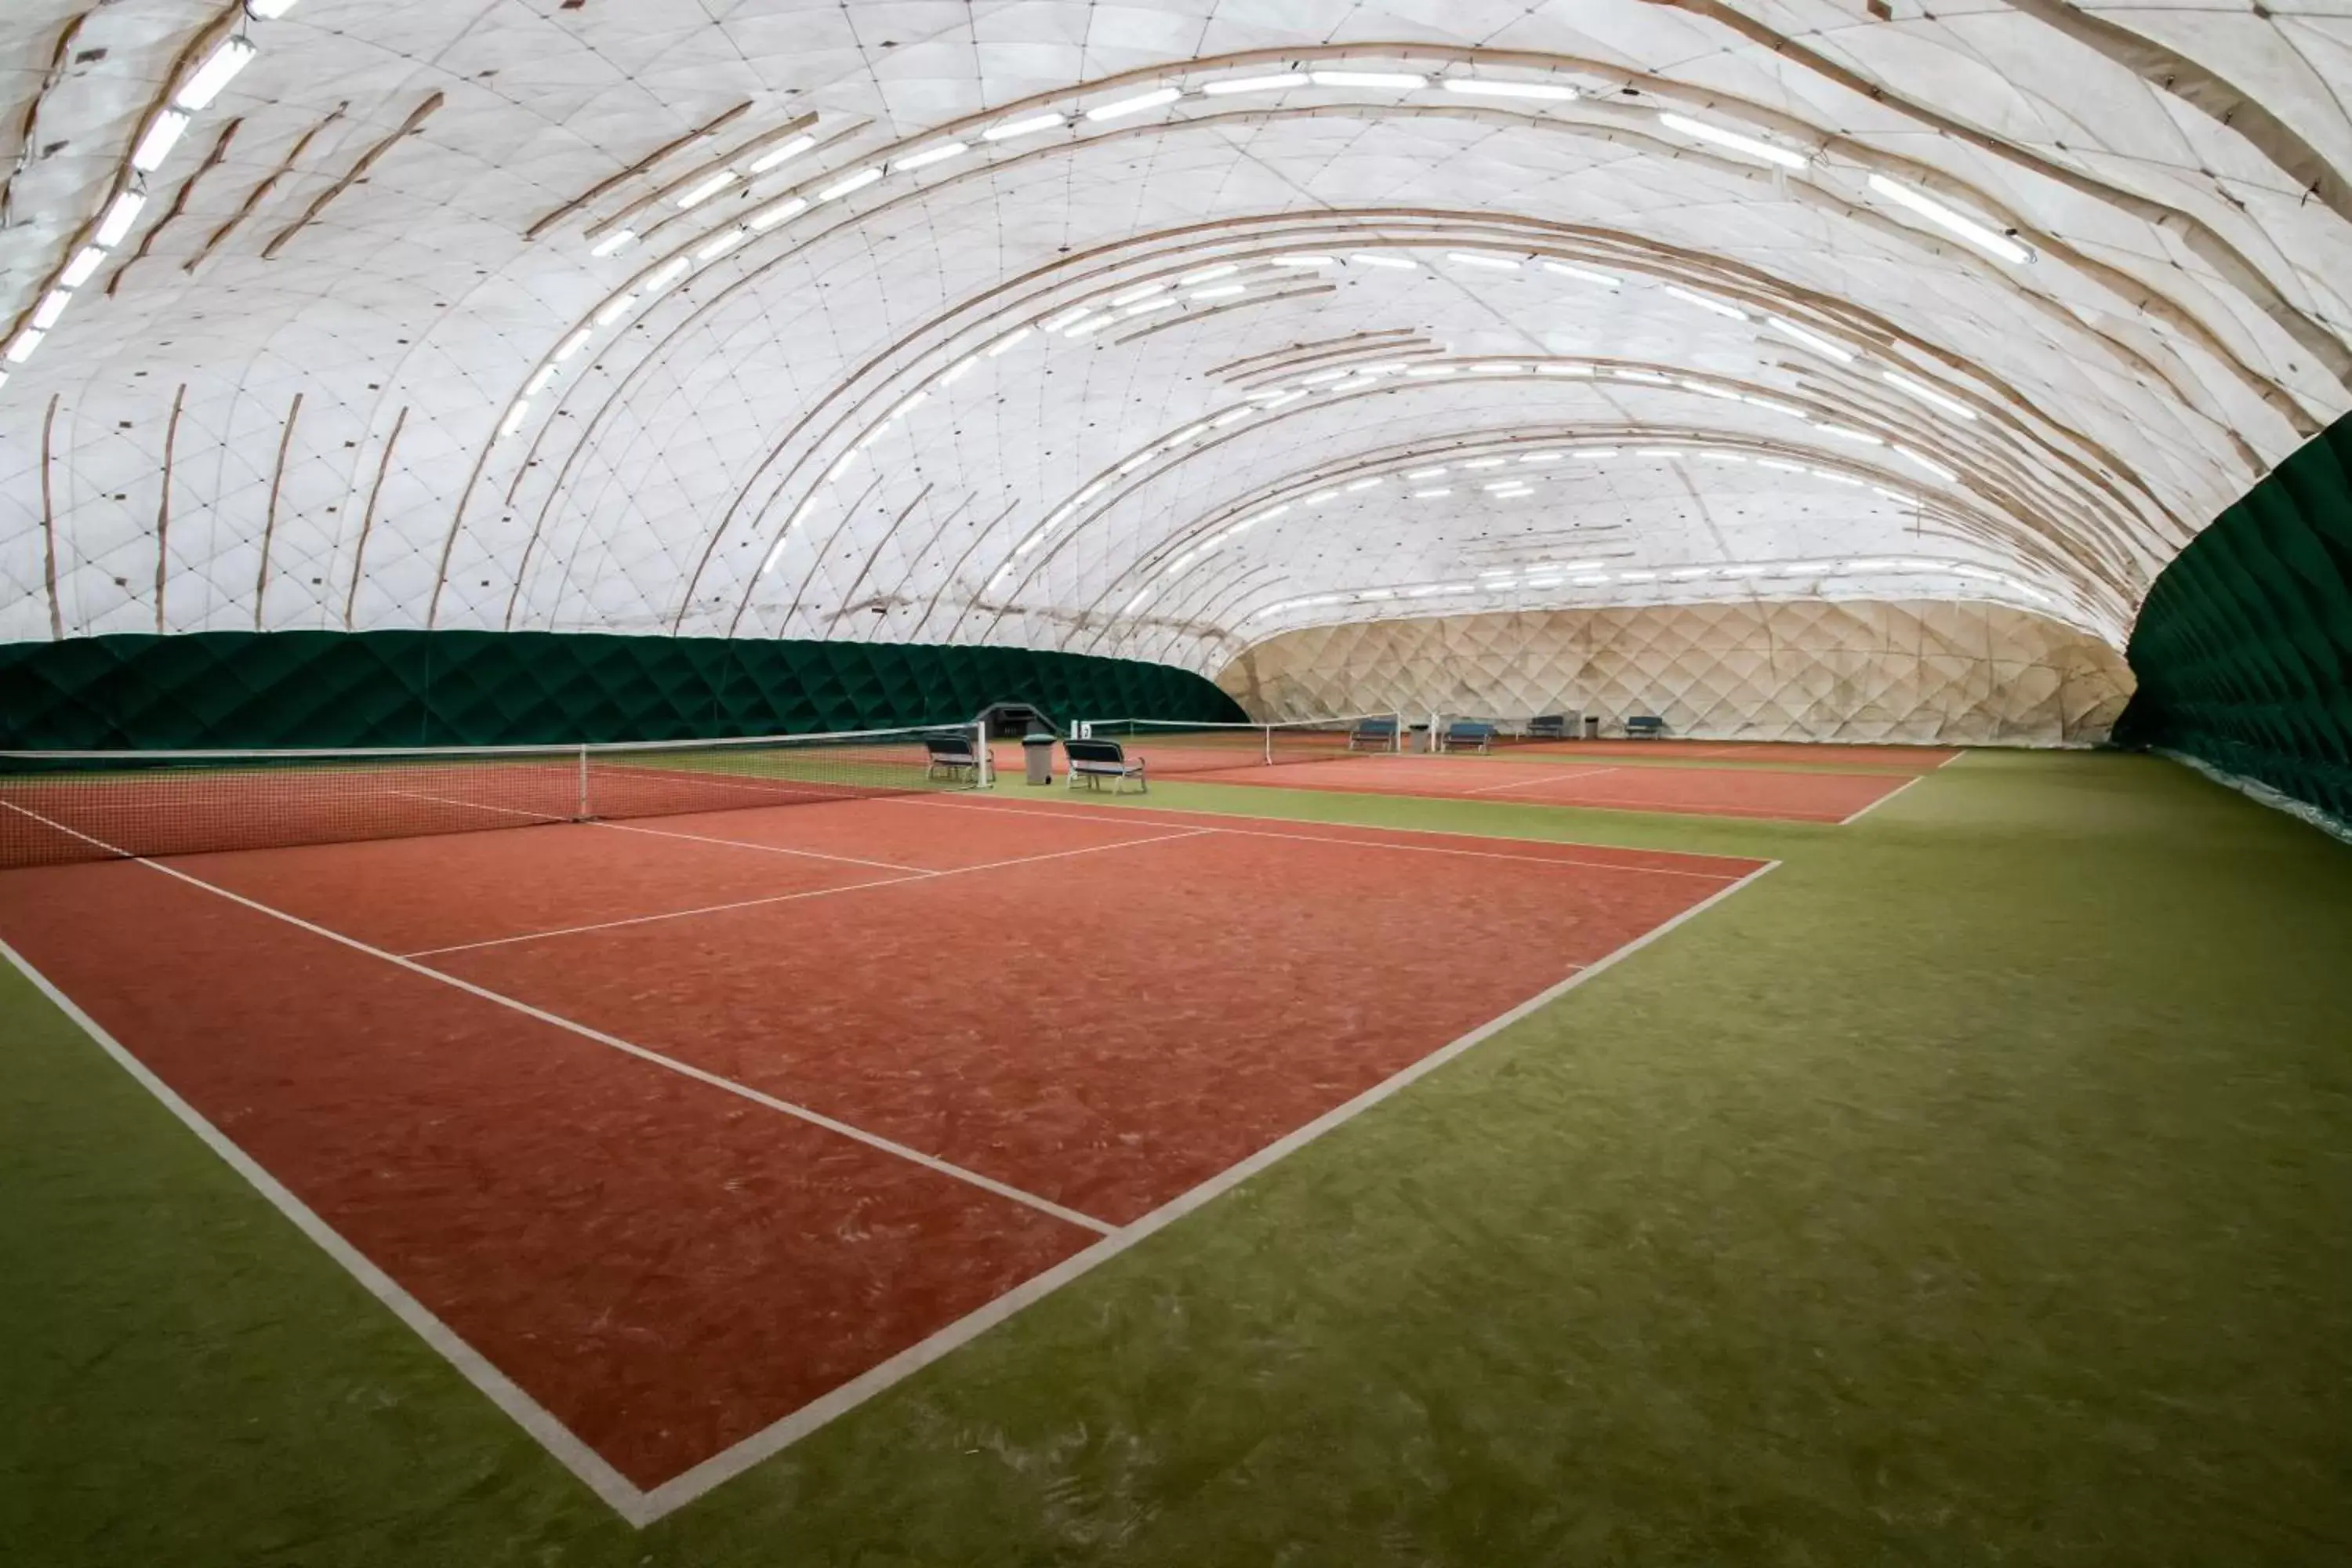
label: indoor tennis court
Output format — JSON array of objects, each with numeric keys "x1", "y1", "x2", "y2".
[{"x1": 5, "y1": 5, "x2": 2350, "y2": 1565}]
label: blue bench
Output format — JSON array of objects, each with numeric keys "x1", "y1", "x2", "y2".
[
  {"x1": 1349, "y1": 717, "x2": 1399, "y2": 752},
  {"x1": 922, "y1": 731, "x2": 983, "y2": 781},
  {"x1": 1063, "y1": 736, "x2": 1148, "y2": 793},
  {"x1": 1623, "y1": 715, "x2": 1667, "y2": 738},
  {"x1": 1441, "y1": 720, "x2": 1497, "y2": 754},
  {"x1": 1526, "y1": 714, "x2": 1568, "y2": 739}
]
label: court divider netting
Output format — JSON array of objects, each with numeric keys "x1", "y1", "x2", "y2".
[
  {"x1": 1069, "y1": 714, "x2": 1404, "y2": 775},
  {"x1": 0, "y1": 722, "x2": 991, "y2": 869}
]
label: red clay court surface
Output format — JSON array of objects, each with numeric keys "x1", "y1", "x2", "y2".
[
  {"x1": 0, "y1": 790, "x2": 1766, "y2": 1522},
  {"x1": 1134, "y1": 752, "x2": 1924, "y2": 823}
]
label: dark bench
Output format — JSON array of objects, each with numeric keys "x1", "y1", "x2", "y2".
[
  {"x1": 1063, "y1": 736, "x2": 1148, "y2": 793},
  {"x1": 1441, "y1": 720, "x2": 1497, "y2": 754},
  {"x1": 1526, "y1": 714, "x2": 1568, "y2": 739},
  {"x1": 1623, "y1": 715, "x2": 1667, "y2": 738},
  {"x1": 923, "y1": 731, "x2": 984, "y2": 782},
  {"x1": 1349, "y1": 716, "x2": 1399, "y2": 752}
]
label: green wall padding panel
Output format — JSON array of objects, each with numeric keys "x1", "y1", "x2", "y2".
[
  {"x1": 0, "y1": 631, "x2": 1244, "y2": 750},
  {"x1": 2116, "y1": 412, "x2": 2352, "y2": 821}
]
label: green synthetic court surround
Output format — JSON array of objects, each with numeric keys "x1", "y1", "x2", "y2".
[
  {"x1": 2119, "y1": 411, "x2": 2352, "y2": 823},
  {"x1": 0, "y1": 631, "x2": 1243, "y2": 751}
]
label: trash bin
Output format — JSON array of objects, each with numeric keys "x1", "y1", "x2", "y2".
[
  {"x1": 1022, "y1": 731, "x2": 1056, "y2": 786},
  {"x1": 1583, "y1": 714, "x2": 1601, "y2": 739}
]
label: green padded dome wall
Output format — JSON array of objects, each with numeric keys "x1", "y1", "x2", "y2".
[
  {"x1": 0, "y1": 632, "x2": 1244, "y2": 751},
  {"x1": 2116, "y1": 412, "x2": 2352, "y2": 823}
]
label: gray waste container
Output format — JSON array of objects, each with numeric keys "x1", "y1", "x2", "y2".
[{"x1": 1022, "y1": 732, "x2": 1056, "y2": 786}]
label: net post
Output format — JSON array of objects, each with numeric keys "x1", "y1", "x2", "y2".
[
  {"x1": 1391, "y1": 710, "x2": 1404, "y2": 753},
  {"x1": 974, "y1": 720, "x2": 992, "y2": 789},
  {"x1": 1263, "y1": 723, "x2": 1273, "y2": 766},
  {"x1": 575, "y1": 744, "x2": 590, "y2": 819}
]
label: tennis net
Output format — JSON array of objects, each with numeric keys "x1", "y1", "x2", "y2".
[
  {"x1": 1072, "y1": 714, "x2": 1401, "y2": 775},
  {"x1": 0, "y1": 723, "x2": 989, "y2": 869}
]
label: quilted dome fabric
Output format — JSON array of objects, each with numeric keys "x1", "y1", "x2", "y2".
[{"x1": 2, "y1": 1, "x2": 2347, "y2": 681}]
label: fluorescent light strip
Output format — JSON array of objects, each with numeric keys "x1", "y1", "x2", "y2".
[
  {"x1": 1203, "y1": 74, "x2": 1308, "y2": 96},
  {"x1": 1442, "y1": 78, "x2": 1576, "y2": 102},
  {"x1": 1867, "y1": 174, "x2": 2034, "y2": 264},
  {"x1": 1460, "y1": 457, "x2": 1505, "y2": 470},
  {"x1": 1811, "y1": 469, "x2": 1865, "y2": 486},
  {"x1": 817, "y1": 167, "x2": 882, "y2": 201},
  {"x1": 1470, "y1": 363, "x2": 1520, "y2": 375},
  {"x1": 555, "y1": 328, "x2": 592, "y2": 361},
  {"x1": 1305, "y1": 489, "x2": 1341, "y2": 505},
  {"x1": 1208, "y1": 405, "x2": 1254, "y2": 429},
  {"x1": 592, "y1": 295, "x2": 636, "y2": 327},
  {"x1": 1121, "y1": 296, "x2": 1180, "y2": 318},
  {"x1": 175, "y1": 36, "x2": 256, "y2": 111},
  {"x1": 1349, "y1": 252, "x2": 1417, "y2": 269},
  {"x1": 1042, "y1": 305, "x2": 1093, "y2": 332},
  {"x1": 1744, "y1": 396, "x2": 1806, "y2": 418},
  {"x1": 1405, "y1": 365, "x2": 1457, "y2": 378},
  {"x1": 983, "y1": 112, "x2": 1065, "y2": 142},
  {"x1": 1682, "y1": 379, "x2": 1740, "y2": 401},
  {"x1": 1411, "y1": 488, "x2": 1452, "y2": 499},
  {"x1": 676, "y1": 170, "x2": 737, "y2": 209},
  {"x1": 94, "y1": 191, "x2": 146, "y2": 247},
  {"x1": 1755, "y1": 457, "x2": 1809, "y2": 474},
  {"x1": 1310, "y1": 71, "x2": 1427, "y2": 89},
  {"x1": 1406, "y1": 466, "x2": 1448, "y2": 479},
  {"x1": 59, "y1": 246, "x2": 106, "y2": 289},
  {"x1": 1189, "y1": 284, "x2": 1247, "y2": 299},
  {"x1": 1894, "y1": 444, "x2": 1959, "y2": 482},
  {"x1": 1541, "y1": 260, "x2": 1620, "y2": 288},
  {"x1": 1447, "y1": 251, "x2": 1519, "y2": 270},
  {"x1": 29, "y1": 292, "x2": 68, "y2": 331},
  {"x1": 893, "y1": 142, "x2": 967, "y2": 172},
  {"x1": 1345, "y1": 477, "x2": 1384, "y2": 492},
  {"x1": 1657, "y1": 111, "x2": 1807, "y2": 170},
  {"x1": 1270, "y1": 254, "x2": 1334, "y2": 268},
  {"x1": 1610, "y1": 368, "x2": 1671, "y2": 385},
  {"x1": 1169, "y1": 422, "x2": 1210, "y2": 444},
  {"x1": 131, "y1": 110, "x2": 191, "y2": 172},
  {"x1": 747, "y1": 196, "x2": 806, "y2": 231},
  {"x1": 1110, "y1": 282, "x2": 1167, "y2": 306},
  {"x1": 1882, "y1": 370, "x2": 1979, "y2": 421},
  {"x1": 748, "y1": 135, "x2": 815, "y2": 174},
  {"x1": 642, "y1": 256, "x2": 688, "y2": 292},
  {"x1": 524, "y1": 365, "x2": 556, "y2": 397},
  {"x1": 1178, "y1": 263, "x2": 1237, "y2": 285},
  {"x1": 695, "y1": 227, "x2": 748, "y2": 262},
  {"x1": 1537, "y1": 363, "x2": 1592, "y2": 377},
  {"x1": 1813, "y1": 423, "x2": 1882, "y2": 445},
  {"x1": 1664, "y1": 285, "x2": 1746, "y2": 320},
  {"x1": 590, "y1": 229, "x2": 637, "y2": 257},
  {"x1": 1086, "y1": 87, "x2": 1181, "y2": 122},
  {"x1": 497, "y1": 401, "x2": 530, "y2": 440},
  {"x1": 987, "y1": 327, "x2": 1033, "y2": 357},
  {"x1": 1766, "y1": 315, "x2": 1855, "y2": 363}
]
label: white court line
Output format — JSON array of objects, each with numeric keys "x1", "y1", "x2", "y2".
[
  {"x1": 2, "y1": 793, "x2": 1775, "y2": 1527},
  {"x1": 1836, "y1": 771, "x2": 1929, "y2": 825},
  {"x1": 635, "y1": 856, "x2": 1782, "y2": 1520},
  {"x1": 0, "y1": 799, "x2": 1115, "y2": 1247},
  {"x1": 0, "y1": 934, "x2": 653, "y2": 1524},
  {"x1": 1462, "y1": 766, "x2": 1621, "y2": 796},
  {"x1": 405, "y1": 826, "x2": 1215, "y2": 956},
  {"x1": 387, "y1": 787, "x2": 920, "y2": 873},
  {"x1": 891, "y1": 794, "x2": 1759, "y2": 881}
]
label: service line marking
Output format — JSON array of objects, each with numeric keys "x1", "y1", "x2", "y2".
[{"x1": 1461, "y1": 766, "x2": 1621, "y2": 795}]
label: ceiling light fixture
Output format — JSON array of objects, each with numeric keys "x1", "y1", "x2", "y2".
[
  {"x1": 986, "y1": 326, "x2": 1033, "y2": 356},
  {"x1": 747, "y1": 135, "x2": 815, "y2": 174},
  {"x1": 30, "y1": 291, "x2": 70, "y2": 331},
  {"x1": 524, "y1": 365, "x2": 556, "y2": 397},
  {"x1": 1657, "y1": 111, "x2": 1807, "y2": 169},
  {"x1": 1443, "y1": 78, "x2": 1577, "y2": 102},
  {"x1": 1086, "y1": 87, "x2": 1182, "y2": 122},
  {"x1": 746, "y1": 196, "x2": 806, "y2": 231},
  {"x1": 1411, "y1": 488, "x2": 1452, "y2": 498},
  {"x1": 590, "y1": 228, "x2": 637, "y2": 256},
  {"x1": 554, "y1": 328, "x2": 591, "y2": 361},
  {"x1": 131, "y1": 110, "x2": 191, "y2": 172},
  {"x1": 59, "y1": 246, "x2": 107, "y2": 289},
  {"x1": 1882, "y1": 370, "x2": 1980, "y2": 420},
  {"x1": 1537, "y1": 363, "x2": 1592, "y2": 377},
  {"x1": 1766, "y1": 315, "x2": 1855, "y2": 362},
  {"x1": 1348, "y1": 252, "x2": 1417, "y2": 269},
  {"x1": 1447, "y1": 251, "x2": 1519, "y2": 270},
  {"x1": 174, "y1": 36, "x2": 257, "y2": 112},
  {"x1": 816, "y1": 167, "x2": 882, "y2": 201},
  {"x1": 695, "y1": 227, "x2": 747, "y2": 262},
  {"x1": 1540, "y1": 260, "x2": 1620, "y2": 288},
  {"x1": 676, "y1": 170, "x2": 738, "y2": 209},
  {"x1": 1178, "y1": 263, "x2": 1237, "y2": 285},
  {"x1": 1270, "y1": 253, "x2": 1334, "y2": 268},
  {"x1": 1812, "y1": 423, "x2": 1882, "y2": 444},
  {"x1": 1189, "y1": 284, "x2": 1247, "y2": 299},
  {"x1": 1664, "y1": 285, "x2": 1747, "y2": 320},
  {"x1": 592, "y1": 294, "x2": 636, "y2": 327},
  {"x1": 1894, "y1": 444, "x2": 1959, "y2": 481},
  {"x1": 982, "y1": 112, "x2": 1065, "y2": 142},
  {"x1": 1203, "y1": 73, "x2": 1308, "y2": 96},
  {"x1": 893, "y1": 141, "x2": 968, "y2": 172},
  {"x1": 1867, "y1": 174, "x2": 2034, "y2": 264},
  {"x1": 642, "y1": 256, "x2": 688, "y2": 292},
  {"x1": 497, "y1": 401, "x2": 530, "y2": 440},
  {"x1": 93, "y1": 190, "x2": 147, "y2": 247}
]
